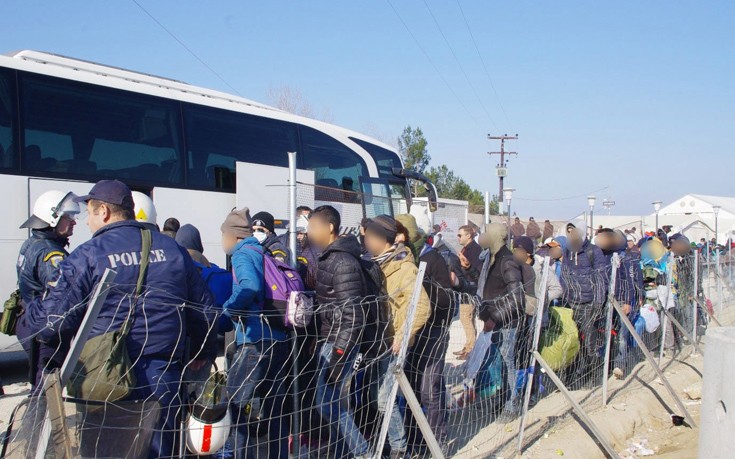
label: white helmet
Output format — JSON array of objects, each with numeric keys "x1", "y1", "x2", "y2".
[
  {"x1": 185, "y1": 371, "x2": 231, "y2": 455},
  {"x1": 131, "y1": 191, "x2": 157, "y2": 225},
  {"x1": 21, "y1": 190, "x2": 81, "y2": 229},
  {"x1": 295, "y1": 214, "x2": 310, "y2": 234},
  {"x1": 186, "y1": 409, "x2": 231, "y2": 455}
]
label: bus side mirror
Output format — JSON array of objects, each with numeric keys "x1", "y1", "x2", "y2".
[{"x1": 391, "y1": 167, "x2": 438, "y2": 212}]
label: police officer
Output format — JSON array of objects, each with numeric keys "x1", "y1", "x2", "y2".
[
  {"x1": 15, "y1": 190, "x2": 80, "y2": 387},
  {"x1": 25, "y1": 180, "x2": 217, "y2": 458}
]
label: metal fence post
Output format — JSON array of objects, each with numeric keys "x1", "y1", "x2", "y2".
[
  {"x1": 516, "y1": 256, "x2": 551, "y2": 454},
  {"x1": 717, "y1": 249, "x2": 723, "y2": 313},
  {"x1": 610, "y1": 299, "x2": 697, "y2": 426},
  {"x1": 533, "y1": 351, "x2": 620, "y2": 459},
  {"x1": 287, "y1": 151, "x2": 298, "y2": 270},
  {"x1": 286, "y1": 150, "x2": 301, "y2": 458},
  {"x1": 375, "y1": 262, "x2": 445, "y2": 459},
  {"x1": 692, "y1": 253, "x2": 699, "y2": 352},
  {"x1": 35, "y1": 269, "x2": 117, "y2": 459},
  {"x1": 602, "y1": 253, "x2": 619, "y2": 406}
]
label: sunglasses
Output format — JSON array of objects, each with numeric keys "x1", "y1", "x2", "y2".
[{"x1": 254, "y1": 228, "x2": 267, "y2": 233}]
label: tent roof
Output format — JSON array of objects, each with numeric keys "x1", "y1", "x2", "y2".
[{"x1": 658, "y1": 194, "x2": 735, "y2": 218}]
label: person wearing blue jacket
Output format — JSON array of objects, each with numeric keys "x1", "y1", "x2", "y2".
[
  {"x1": 220, "y1": 207, "x2": 289, "y2": 459},
  {"x1": 24, "y1": 180, "x2": 217, "y2": 458},
  {"x1": 14, "y1": 190, "x2": 80, "y2": 388},
  {"x1": 560, "y1": 224, "x2": 609, "y2": 377}
]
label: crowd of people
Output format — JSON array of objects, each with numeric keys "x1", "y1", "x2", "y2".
[{"x1": 2, "y1": 178, "x2": 721, "y2": 459}]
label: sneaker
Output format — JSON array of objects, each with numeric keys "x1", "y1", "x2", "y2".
[
  {"x1": 389, "y1": 448, "x2": 408, "y2": 459},
  {"x1": 613, "y1": 367, "x2": 625, "y2": 380}
]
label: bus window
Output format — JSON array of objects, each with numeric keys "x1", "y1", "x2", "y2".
[
  {"x1": 184, "y1": 106, "x2": 298, "y2": 192},
  {"x1": 300, "y1": 126, "x2": 368, "y2": 203},
  {"x1": 349, "y1": 136, "x2": 410, "y2": 209},
  {"x1": 349, "y1": 137, "x2": 403, "y2": 180},
  {"x1": 0, "y1": 70, "x2": 16, "y2": 170},
  {"x1": 19, "y1": 74, "x2": 184, "y2": 185}
]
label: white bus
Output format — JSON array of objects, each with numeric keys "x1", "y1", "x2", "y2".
[{"x1": 0, "y1": 50, "x2": 437, "y2": 300}]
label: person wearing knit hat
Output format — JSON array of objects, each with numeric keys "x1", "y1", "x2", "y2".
[
  {"x1": 251, "y1": 210, "x2": 291, "y2": 263},
  {"x1": 221, "y1": 207, "x2": 253, "y2": 242},
  {"x1": 220, "y1": 207, "x2": 290, "y2": 457}
]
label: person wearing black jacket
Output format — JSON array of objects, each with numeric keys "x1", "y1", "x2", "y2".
[
  {"x1": 466, "y1": 223, "x2": 525, "y2": 418},
  {"x1": 395, "y1": 214, "x2": 453, "y2": 454},
  {"x1": 309, "y1": 205, "x2": 371, "y2": 459},
  {"x1": 455, "y1": 225, "x2": 483, "y2": 359}
]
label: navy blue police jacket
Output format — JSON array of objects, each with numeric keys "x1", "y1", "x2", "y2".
[
  {"x1": 16, "y1": 230, "x2": 69, "y2": 305},
  {"x1": 25, "y1": 220, "x2": 217, "y2": 363}
]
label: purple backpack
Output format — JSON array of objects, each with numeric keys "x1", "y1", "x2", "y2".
[{"x1": 261, "y1": 253, "x2": 312, "y2": 329}]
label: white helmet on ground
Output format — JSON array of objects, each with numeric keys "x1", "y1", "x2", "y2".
[
  {"x1": 21, "y1": 190, "x2": 81, "y2": 229},
  {"x1": 186, "y1": 408, "x2": 231, "y2": 455},
  {"x1": 131, "y1": 191, "x2": 157, "y2": 225},
  {"x1": 185, "y1": 371, "x2": 231, "y2": 455}
]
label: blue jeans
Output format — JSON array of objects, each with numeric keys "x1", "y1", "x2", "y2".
[
  {"x1": 128, "y1": 358, "x2": 183, "y2": 459},
  {"x1": 315, "y1": 341, "x2": 369, "y2": 457},
  {"x1": 230, "y1": 340, "x2": 290, "y2": 459},
  {"x1": 499, "y1": 327, "x2": 519, "y2": 405},
  {"x1": 377, "y1": 353, "x2": 408, "y2": 451}
]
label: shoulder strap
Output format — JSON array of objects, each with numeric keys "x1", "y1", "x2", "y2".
[{"x1": 135, "y1": 228, "x2": 152, "y2": 297}]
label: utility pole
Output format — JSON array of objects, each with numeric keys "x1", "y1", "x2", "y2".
[{"x1": 488, "y1": 134, "x2": 518, "y2": 215}]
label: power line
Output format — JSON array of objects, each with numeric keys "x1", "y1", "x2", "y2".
[
  {"x1": 385, "y1": 0, "x2": 481, "y2": 129},
  {"x1": 422, "y1": 0, "x2": 499, "y2": 131},
  {"x1": 455, "y1": 0, "x2": 513, "y2": 130},
  {"x1": 130, "y1": 0, "x2": 243, "y2": 96}
]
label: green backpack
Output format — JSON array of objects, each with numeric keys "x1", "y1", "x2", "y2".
[{"x1": 67, "y1": 229, "x2": 151, "y2": 402}]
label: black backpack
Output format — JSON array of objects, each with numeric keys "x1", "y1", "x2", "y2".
[{"x1": 357, "y1": 258, "x2": 391, "y2": 357}]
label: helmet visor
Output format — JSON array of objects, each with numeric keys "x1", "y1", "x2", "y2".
[{"x1": 54, "y1": 192, "x2": 82, "y2": 220}]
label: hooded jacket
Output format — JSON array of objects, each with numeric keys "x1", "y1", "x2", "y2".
[
  {"x1": 26, "y1": 220, "x2": 217, "y2": 362},
  {"x1": 476, "y1": 245, "x2": 525, "y2": 326},
  {"x1": 316, "y1": 235, "x2": 370, "y2": 355},
  {"x1": 375, "y1": 244, "x2": 431, "y2": 348},
  {"x1": 224, "y1": 237, "x2": 287, "y2": 344},
  {"x1": 16, "y1": 229, "x2": 69, "y2": 305},
  {"x1": 560, "y1": 238, "x2": 609, "y2": 305}
]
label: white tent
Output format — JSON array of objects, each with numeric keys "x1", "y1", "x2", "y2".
[
  {"x1": 575, "y1": 194, "x2": 735, "y2": 244},
  {"x1": 657, "y1": 194, "x2": 735, "y2": 244}
]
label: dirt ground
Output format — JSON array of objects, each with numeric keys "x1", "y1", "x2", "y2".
[{"x1": 518, "y1": 352, "x2": 704, "y2": 459}]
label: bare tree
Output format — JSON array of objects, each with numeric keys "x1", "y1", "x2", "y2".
[{"x1": 266, "y1": 85, "x2": 334, "y2": 123}]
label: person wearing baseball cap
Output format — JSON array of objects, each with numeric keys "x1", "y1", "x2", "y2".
[{"x1": 25, "y1": 179, "x2": 217, "y2": 457}]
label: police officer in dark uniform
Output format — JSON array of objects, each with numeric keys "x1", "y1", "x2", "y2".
[
  {"x1": 25, "y1": 180, "x2": 216, "y2": 458},
  {"x1": 15, "y1": 190, "x2": 80, "y2": 388}
]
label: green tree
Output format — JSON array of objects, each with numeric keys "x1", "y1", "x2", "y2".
[{"x1": 397, "y1": 126, "x2": 431, "y2": 175}]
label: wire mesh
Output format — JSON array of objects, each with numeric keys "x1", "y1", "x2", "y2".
[{"x1": 3, "y1": 245, "x2": 735, "y2": 458}]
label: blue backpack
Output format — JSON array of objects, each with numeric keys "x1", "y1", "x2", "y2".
[{"x1": 195, "y1": 261, "x2": 233, "y2": 332}]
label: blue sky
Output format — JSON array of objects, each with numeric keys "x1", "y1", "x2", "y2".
[{"x1": 3, "y1": 1, "x2": 733, "y2": 219}]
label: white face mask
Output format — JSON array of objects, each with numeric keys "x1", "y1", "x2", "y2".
[{"x1": 254, "y1": 231, "x2": 267, "y2": 244}]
